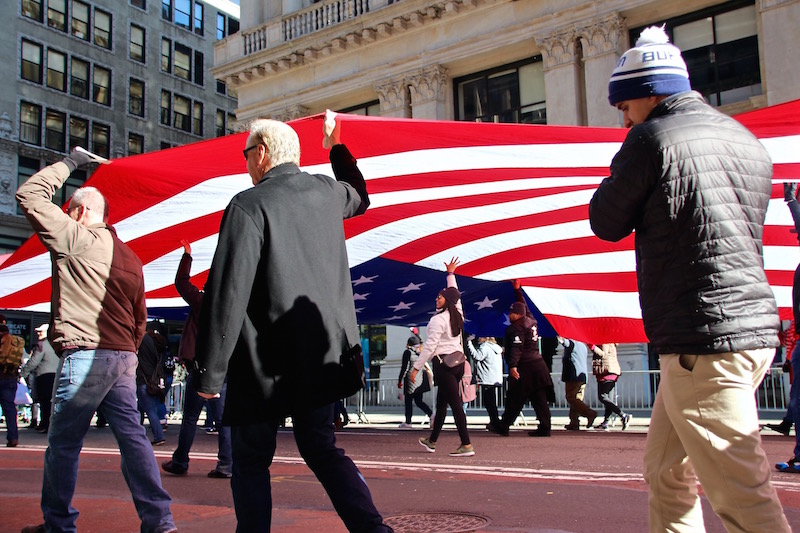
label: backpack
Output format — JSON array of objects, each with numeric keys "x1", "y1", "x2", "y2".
[
  {"x1": 0, "y1": 334, "x2": 26, "y2": 369},
  {"x1": 459, "y1": 360, "x2": 477, "y2": 403}
]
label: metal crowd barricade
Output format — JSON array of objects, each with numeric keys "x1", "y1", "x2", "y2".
[{"x1": 347, "y1": 367, "x2": 789, "y2": 422}]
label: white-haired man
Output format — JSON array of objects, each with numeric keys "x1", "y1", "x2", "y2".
[
  {"x1": 195, "y1": 116, "x2": 392, "y2": 532},
  {"x1": 17, "y1": 150, "x2": 175, "y2": 533},
  {"x1": 590, "y1": 26, "x2": 790, "y2": 531}
]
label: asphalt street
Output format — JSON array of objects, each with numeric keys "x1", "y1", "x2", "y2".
[{"x1": 2, "y1": 415, "x2": 800, "y2": 532}]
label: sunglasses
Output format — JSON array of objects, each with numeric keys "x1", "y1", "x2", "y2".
[{"x1": 242, "y1": 144, "x2": 264, "y2": 160}]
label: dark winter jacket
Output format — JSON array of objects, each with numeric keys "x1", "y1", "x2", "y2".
[
  {"x1": 195, "y1": 144, "x2": 368, "y2": 422},
  {"x1": 589, "y1": 91, "x2": 779, "y2": 354}
]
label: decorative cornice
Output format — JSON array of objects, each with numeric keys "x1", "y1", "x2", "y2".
[{"x1": 217, "y1": 0, "x2": 489, "y2": 86}]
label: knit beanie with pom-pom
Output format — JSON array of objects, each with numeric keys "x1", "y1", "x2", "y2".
[{"x1": 608, "y1": 25, "x2": 691, "y2": 106}]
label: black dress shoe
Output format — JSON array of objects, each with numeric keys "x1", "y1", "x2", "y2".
[
  {"x1": 161, "y1": 460, "x2": 188, "y2": 475},
  {"x1": 485, "y1": 421, "x2": 509, "y2": 436},
  {"x1": 6, "y1": 439, "x2": 19, "y2": 447},
  {"x1": 207, "y1": 469, "x2": 232, "y2": 479}
]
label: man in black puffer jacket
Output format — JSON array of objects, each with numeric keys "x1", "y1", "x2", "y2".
[{"x1": 590, "y1": 26, "x2": 789, "y2": 533}]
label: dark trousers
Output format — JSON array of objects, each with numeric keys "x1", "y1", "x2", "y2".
[
  {"x1": 404, "y1": 390, "x2": 432, "y2": 423},
  {"x1": 500, "y1": 365, "x2": 551, "y2": 433},
  {"x1": 0, "y1": 376, "x2": 18, "y2": 442},
  {"x1": 35, "y1": 372, "x2": 56, "y2": 430},
  {"x1": 429, "y1": 361, "x2": 470, "y2": 446},
  {"x1": 230, "y1": 403, "x2": 390, "y2": 533},
  {"x1": 597, "y1": 379, "x2": 623, "y2": 420},
  {"x1": 481, "y1": 384, "x2": 501, "y2": 425}
]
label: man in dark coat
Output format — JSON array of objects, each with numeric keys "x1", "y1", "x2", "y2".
[
  {"x1": 589, "y1": 26, "x2": 788, "y2": 532},
  {"x1": 486, "y1": 282, "x2": 553, "y2": 437},
  {"x1": 194, "y1": 115, "x2": 391, "y2": 532}
]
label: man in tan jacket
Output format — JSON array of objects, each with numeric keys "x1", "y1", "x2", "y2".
[{"x1": 17, "y1": 149, "x2": 175, "y2": 533}]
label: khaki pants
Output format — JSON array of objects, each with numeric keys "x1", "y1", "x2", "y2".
[
  {"x1": 564, "y1": 381, "x2": 594, "y2": 425},
  {"x1": 644, "y1": 349, "x2": 790, "y2": 532}
]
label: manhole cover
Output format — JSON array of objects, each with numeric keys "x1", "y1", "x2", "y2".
[{"x1": 384, "y1": 512, "x2": 491, "y2": 532}]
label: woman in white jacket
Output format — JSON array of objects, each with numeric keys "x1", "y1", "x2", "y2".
[
  {"x1": 467, "y1": 337, "x2": 503, "y2": 428},
  {"x1": 410, "y1": 258, "x2": 473, "y2": 457}
]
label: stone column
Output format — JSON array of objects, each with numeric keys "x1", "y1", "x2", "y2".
[
  {"x1": 536, "y1": 28, "x2": 582, "y2": 125},
  {"x1": 577, "y1": 13, "x2": 626, "y2": 127},
  {"x1": 374, "y1": 77, "x2": 411, "y2": 118},
  {"x1": 407, "y1": 65, "x2": 449, "y2": 120},
  {"x1": 760, "y1": 0, "x2": 800, "y2": 105}
]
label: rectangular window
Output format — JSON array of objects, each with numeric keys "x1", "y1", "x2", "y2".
[
  {"x1": 215, "y1": 109, "x2": 225, "y2": 136},
  {"x1": 21, "y1": 40, "x2": 43, "y2": 84},
  {"x1": 128, "y1": 133, "x2": 144, "y2": 155},
  {"x1": 228, "y1": 18, "x2": 239, "y2": 35},
  {"x1": 69, "y1": 116, "x2": 89, "y2": 150},
  {"x1": 20, "y1": 102, "x2": 42, "y2": 145},
  {"x1": 455, "y1": 57, "x2": 546, "y2": 124},
  {"x1": 161, "y1": 38, "x2": 172, "y2": 72},
  {"x1": 45, "y1": 110, "x2": 66, "y2": 152},
  {"x1": 129, "y1": 78, "x2": 145, "y2": 117},
  {"x1": 46, "y1": 50, "x2": 67, "y2": 91},
  {"x1": 160, "y1": 141, "x2": 171, "y2": 150},
  {"x1": 193, "y1": 2, "x2": 203, "y2": 35},
  {"x1": 162, "y1": 0, "x2": 172, "y2": 21},
  {"x1": 94, "y1": 9, "x2": 112, "y2": 49},
  {"x1": 173, "y1": 94, "x2": 190, "y2": 132},
  {"x1": 131, "y1": 0, "x2": 146, "y2": 9},
  {"x1": 192, "y1": 102, "x2": 203, "y2": 135},
  {"x1": 194, "y1": 50, "x2": 204, "y2": 85},
  {"x1": 70, "y1": 58, "x2": 89, "y2": 99},
  {"x1": 72, "y1": 1, "x2": 89, "y2": 40},
  {"x1": 175, "y1": 0, "x2": 191, "y2": 29},
  {"x1": 160, "y1": 90, "x2": 171, "y2": 125},
  {"x1": 635, "y1": 2, "x2": 761, "y2": 107},
  {"x1": 226, "y1": 112, "x2": 236, "y2": 135},
  {"x1": 174, "y1": 43, "x2": 191, "y2": 80},
  {"x1": 216, "y1": 13, "x2": 225, "y2": 40},
  {"x1": 130, "y1": 25, "x2": 145, "y2": 62},
  {"x1": 47, "y1": 0, "x2": 67, "y2": 31},
  {"x1": 92, "y1": 123, "x2": 110, "y2": 159},
  {"x1": 93, "y1": 66, "x2": 111, "y2": 106},
  {"x1": 22, "y1": 0, "x2": 43, "y2": 23}
]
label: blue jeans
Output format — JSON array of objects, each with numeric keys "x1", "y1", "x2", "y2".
[
  {"x1": 137, "y1": 384, "x2": 165, "y2": 442},
  {"x1": 230, "y1": 403, "x2": 389, "y2": 533},
  {"x1": 171, "y1": 371, "x2": 231, "y2": 474},
  {"x1": 43, "y1": 349, "x2": 174, "y2": 533},
  {"x1": 0, "y1": 376, "x2": 18, "y2": 442}
]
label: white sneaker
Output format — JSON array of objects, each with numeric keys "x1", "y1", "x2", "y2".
[{"x1": 398, "y1": 422, "x2": 413, "y2": 429}]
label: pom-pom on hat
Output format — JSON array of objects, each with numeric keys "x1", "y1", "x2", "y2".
[{"x1": 608, "y1": 25, "x2": 691, "y2": 106}]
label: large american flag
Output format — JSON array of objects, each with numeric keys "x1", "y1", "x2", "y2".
[{"x1": 1, "y1": 100, "x2": 799, "y2": 343}]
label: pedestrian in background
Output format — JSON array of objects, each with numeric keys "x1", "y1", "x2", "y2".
[
  {"x1": 398, "y1": 336, "x2": 433, "y2": 429},
  {"x1": 590, "y1": 25, "x2": 789, "y2": 531},
  {"x1": 19, "y1": 324, "x2": 59, "y2": 433},
  {"x1": 161, "y1": 239, "x2": 232, "y2": 479},
  {"x1": 590, "y1": 343, "x2": 631, "y2": 431},
  {"x1": 466, "y1": 336, "x2": 503, "y2": 428},
  {"x1": 560, "y1": 337, "x2": 596, "y2": 431}
]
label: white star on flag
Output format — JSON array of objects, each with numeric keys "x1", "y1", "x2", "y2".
[
  {"x1": 352, "y1": 275, "x2": 378, "y2": 286},
  {"x1": 474, "y1": 296, "x2": 499, "y2": 310},
  {"x1": 390, "y1": 301, "x2": 414, "y2": 312},
  {"x1": 397, "y1": 282, "x2": 425, "y2": 294}
]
